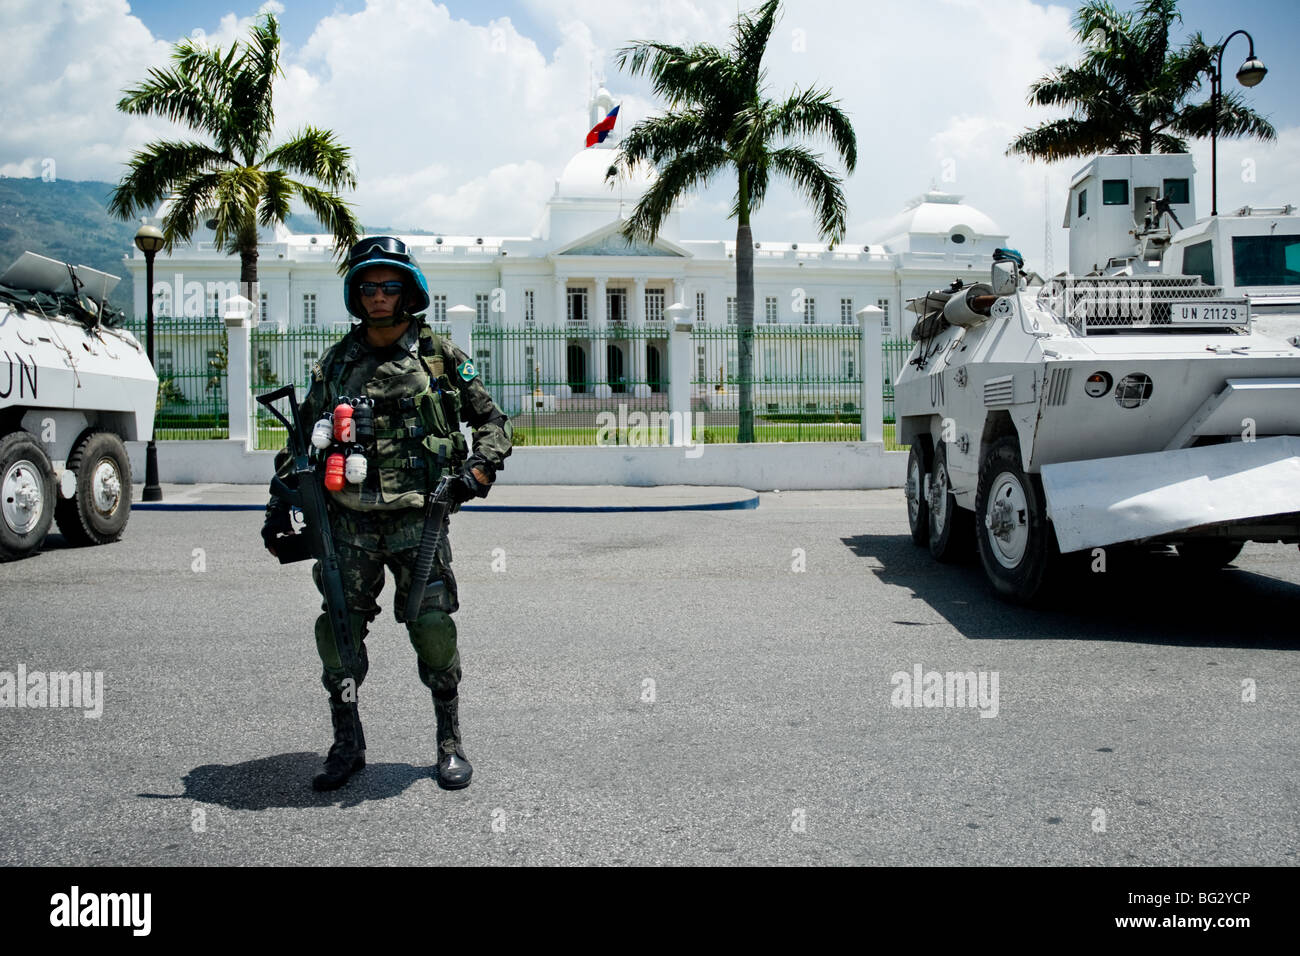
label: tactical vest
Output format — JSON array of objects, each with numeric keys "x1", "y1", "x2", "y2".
[{"x1": 324, "y1": 323, "x2": 468, "y2": 511}]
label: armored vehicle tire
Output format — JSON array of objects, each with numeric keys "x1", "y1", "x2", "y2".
[
  {"x1": 55, "y1": 431, "x2": 132, "y2": 546},
  {"x1": 906, "y1": 438, "x2": 932, "y2": 547},
  {"x1": 928, "y1": 442, "x2": 973, "y2": 562},
  {"x1": 1174, "y1": 540, "x2": 1244, "y2": 570},
  {"x1": 0, "y1": 431, "x2": 56, "y2": 562},
  {"x1": 974, "y1": 436, "x2": 1057, "y2": 604}
]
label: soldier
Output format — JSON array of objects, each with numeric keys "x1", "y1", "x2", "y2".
[{"x1": 261, "y1": 236, "x2": 512, "y2": 792}]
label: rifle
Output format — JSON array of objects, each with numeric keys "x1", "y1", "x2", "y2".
[
  {"x1": 404, "y1": 473, "x2": 454, "y2": 623},
  {"x1": 257, "y1": 385, "x2": 363, "y2": 684}
]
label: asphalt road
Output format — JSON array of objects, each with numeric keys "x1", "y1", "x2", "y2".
[{"x1": 1, "y1": 490, "x2": 1297, "y2": 866}]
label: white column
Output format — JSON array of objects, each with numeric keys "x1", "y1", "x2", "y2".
[
  {"x1": 632, "y1": 276, "x2": 647, "y2": 396},
  {"x1": 554, "y1": 275, "x2": 570, "y2": 399},
  {"x1": 857, "y1": 305, "x2": 884, "y2": 444},
  {"x1": 224, "y1": 295, "x2": 255, "y2": 449},
  {"x1": 593, "y1": 276, "x2": 610, "y2": 398},
  {"x1": 666, "y1": 304, "x2": 693, "y2": 447}
]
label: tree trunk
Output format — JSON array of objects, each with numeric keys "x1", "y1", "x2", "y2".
[
  {"x1": 736, "y1": 167, "x2": 755, "y2": 443},
  {"x1": 1140, "y1": 128, "x2": 1152, "y2": 154},
  {"x1": 239, "y1": 245, "x2": 259, "y2": 316}
]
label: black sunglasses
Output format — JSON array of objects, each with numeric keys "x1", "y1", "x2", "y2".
[{"x1": 358, "y1": 280, "x2": 405, "y2": 297}]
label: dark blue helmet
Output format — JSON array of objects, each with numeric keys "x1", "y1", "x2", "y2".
[{"x1": 342, "y1": 236, "x2": 430, "y2": 319}]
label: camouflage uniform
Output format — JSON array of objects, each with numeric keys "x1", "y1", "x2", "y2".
[{"x1": 282, "y1": 312, "x2": 512, "y2": 781}]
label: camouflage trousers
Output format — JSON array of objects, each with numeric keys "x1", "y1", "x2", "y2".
[{"x1": 311, "y1": 504, "x2": 461, "y2": 698}]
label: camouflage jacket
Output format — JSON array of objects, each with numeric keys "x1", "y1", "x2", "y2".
[{"x1": 278, "y1": 315, "x2": 512, "y2": 512}]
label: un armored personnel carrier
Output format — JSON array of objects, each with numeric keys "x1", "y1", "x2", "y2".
[
  {"x1": 896, "y1": 154, "x2": 1300, "y2": 602},
  {"x1": 0, "y1": 252, "x2": 157, "y2": 561}
]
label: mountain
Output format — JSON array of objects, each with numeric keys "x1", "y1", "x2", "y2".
[
  {"x1": 0, "y1": 178, "x2": 439, "y2": 319},
  {"x1": 0, "y1": 178, "x2": 140, "y2": 316}
]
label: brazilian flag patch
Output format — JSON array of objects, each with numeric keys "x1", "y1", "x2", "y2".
[{"x1": 456, "y1": 360, "x2": 478, "y2": 382}]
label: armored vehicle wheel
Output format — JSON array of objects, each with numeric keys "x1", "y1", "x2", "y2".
[
  {"x1": 905, "y1": 438, "x2": 932, "y2": 547},
  {"x1": 55, "y1": 431, "x2": 132, "y2": 546},
  {"x1": 928, "y1": 442, "x2": 973, "y2": 562},
  {"x1": 974, "y1": 436, "x2": 1057, "y2": 604},
  {"x1": 0, "y1": 431, "x2": 56, "y2": 562},
  {"x1": 1174, "y1": 540, "x2": 1244, "y2": 570}
]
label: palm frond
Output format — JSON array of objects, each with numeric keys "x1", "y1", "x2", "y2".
[
  {"x1": 614, "y1": 41, "x2": 732, "y2": 109},
  {"x1": 263, "y1": 127, "x2": 358, "y2": 191},
  {"x1": 159, "y1": 173, "x2": 222, "y2": 253},
  {"x1": 621, "y1": 146, "x2": 730, "y2": 244},
  {"x1": 1173, "y1": 93, "x2": 1277, "y2": 142},
  {"x1": 259, "y1": 170, "x2": 293, "y2": 228},
  {"x1": 731, "y1": 0, "x2": 781, "y2": 89},
  {"x1": 287, "y1": 181, "x2": 361, "y2": 267},
  {"x1": 762, "y1": 86, "x2": 857, "y2": 173},
  {"x1": 766, "y1": 145, "x2": 847, "y2": 245},
  {"x1": 108, "y1": 141, "x2": 228, "y2": 220}
]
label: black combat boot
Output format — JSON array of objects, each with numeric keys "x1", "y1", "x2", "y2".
[
  {"x1": 433, "y1": 692, "x2": 472, "y2": 790},
  {"x1": 312, "y1": 689, "x2": 366, "y2": 792}
]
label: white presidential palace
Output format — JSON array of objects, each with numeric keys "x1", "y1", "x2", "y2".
[{"x1": 127, "y1": 89, "x2": 1010, "y2": 417}]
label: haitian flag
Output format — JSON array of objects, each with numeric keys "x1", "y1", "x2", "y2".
[{"x1": 585, "y1": 105, "x2": 620, "y2": 147}]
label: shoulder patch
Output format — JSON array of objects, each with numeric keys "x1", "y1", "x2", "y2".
[{"x1": 456, "y1": 359, "x2": 478, "y2": 382}]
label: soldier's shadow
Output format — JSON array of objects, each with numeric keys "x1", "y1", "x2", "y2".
[{"x1": 138, "y1": 753, "x2": 436, "y2": 810}]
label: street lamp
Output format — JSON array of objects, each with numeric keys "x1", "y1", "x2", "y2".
[
  {"x1": 133, "y1": 223, "x2": 165, "y2": 502},
  {"x1": 1210, "y1": 30, "x2": 1267, "y2": 217}
]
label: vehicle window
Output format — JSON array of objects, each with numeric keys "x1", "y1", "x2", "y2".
[
  {"x1": 1182, "y1": 240, "x2": 1215, "y2": 285},
  {"x1": 1163, "y1": 179, "x2": 1190, "y2": 205},
  {"x1": 1102, "y1": 180, "x2": 1128, "y2": 205},
  {"x1": 1077, "y1": 188, "x2": 1087, "y2": 217},
  {"x1": 1231, "y1": 235, "x2": 1300, "y2": 286}
]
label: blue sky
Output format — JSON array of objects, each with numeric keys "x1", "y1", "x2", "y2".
[{"x1": 5, "y1": 0, "x2": 1298, "y2": 269}]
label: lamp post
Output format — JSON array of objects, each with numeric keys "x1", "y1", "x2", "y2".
[
  {"x1": 1210, "y1": 30, "x2": 1267, "y2": 217},
  {"x1": 134, "y1": 223, "x2": 165, "y2": 502}
]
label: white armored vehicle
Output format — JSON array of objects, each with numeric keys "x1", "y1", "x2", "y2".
[
  {"x1": 896, "y1": 154, "x2": 1300, "y2": 602},
  {"x1": 0, "y1": 252, "x2": 158, "y2": 561}
]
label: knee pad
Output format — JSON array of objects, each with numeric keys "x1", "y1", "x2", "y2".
[{"x1": 408, "y1": 609, "x2": 458, "y2": 673}]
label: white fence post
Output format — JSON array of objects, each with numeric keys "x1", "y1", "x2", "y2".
[
  {"x1": 223, "y1": 294, "x2": 255, "y2": 449},
  {"x1": 666, "y1": 302, "x2": 692, "y2": 446},
  {"x1": 857, "y1": 304, "x2": 884, "y2": 444},
  {"x1": 447, "y1": 304, "x2": 476, "y2": 452}
]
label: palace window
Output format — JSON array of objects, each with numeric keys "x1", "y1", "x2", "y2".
[
  {"x1": 524, "y1": 289, "x2": 535, "y2": 324},
  {"x1": 430, "y1": 294, "x2": 447, "y2": 323},
  {"x1": 840, "y1": 297, "x2": 854, "y2": 326},
  {"x1": 695, "y1": 290, "x2": 706, "y2": 324},
  {"x1": 726, "y1": 296, "x2": 737, "y2": 325},
  {"x1": 803, "y1": 297, "x2": 816, "y2": 325},
  {"x1": 475, "y1": 348, "x2": 492, "y2": 384},
  {"x1": 877, "y1": 297, "x2": 891, "y2": 334},
  {"x1": 567, "y1": 287, "x2": 588, "y2": 323},
  {"x1": 475, "y1": 293, "x2": 490, "y2": 326},
  {"x1": 607, "y1": 288, "x2": 627, "y2": 323},
  {"x1": 303, "y1": 293, "x2": 317, "y2": 326},
  {"x1": 260, "y1": 291, "x2": 268, "y2": 322},
  {"x1": 765, "y1": 296, "x2": 778, "y2": 324},
  {"x1": 645, "y1": 287, "x2": 665, "y2": 323}
]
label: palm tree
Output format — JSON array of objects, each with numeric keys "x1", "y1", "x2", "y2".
[
  {"x1": 109, "y1": 13, "x2": 359, "y2": 290},
  {"x1": 1008, "y1": 0, "x2": 1274, "y2": 159},
  {"x1": 608, "y1": 0, "x2": 856, "y2": 443}
]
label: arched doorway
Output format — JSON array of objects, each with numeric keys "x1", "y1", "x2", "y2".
[
  {"x1": 646, "y1": 344, "x2": 663, "y2": 392},
  {"x1": 607, "y1": 343, "x2": 626, "y2": 393},
  {"x1": 566, "y1": 343, "x2": 587, "y2": 393}
]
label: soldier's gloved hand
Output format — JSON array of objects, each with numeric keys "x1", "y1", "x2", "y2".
[
  {"x1": 448, "y1": 464, "x2": 492, "y2": 505},
  {"x1": 261, "y1": 498, "x2": 293, "y2": 554}
]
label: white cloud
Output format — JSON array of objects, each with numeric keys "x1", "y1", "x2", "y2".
[{"x1": 1, "y1": 0, "x2": 1297, "y2": 272}]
